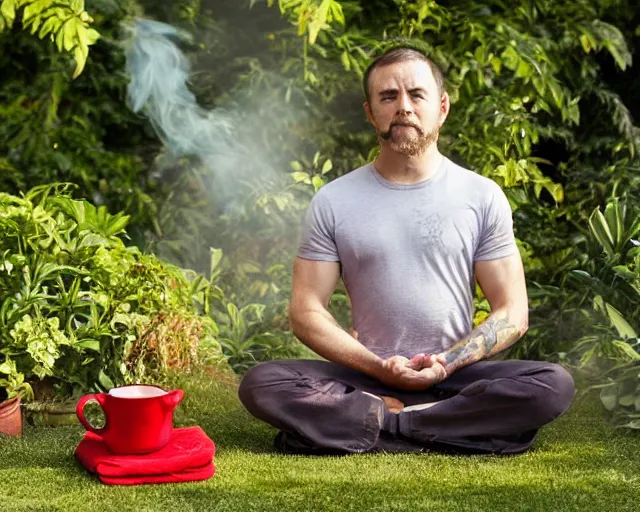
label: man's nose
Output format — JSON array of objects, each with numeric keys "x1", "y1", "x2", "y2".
[{"x1": 396, "y1": 93, "x2": 413, "y2": 115}]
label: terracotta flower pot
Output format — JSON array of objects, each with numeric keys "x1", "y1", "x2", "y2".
[{"x1": 0, "y1": 396, "x2": 23, "y2": 437}]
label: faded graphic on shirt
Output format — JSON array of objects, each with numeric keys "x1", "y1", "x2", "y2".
[{"x1": 416, "y1": 210, "x2": 445, "y2": 249}]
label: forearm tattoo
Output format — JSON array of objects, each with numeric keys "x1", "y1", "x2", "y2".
[{"x1": 443, "y1": 311, "x2": 522, "y2": 372}]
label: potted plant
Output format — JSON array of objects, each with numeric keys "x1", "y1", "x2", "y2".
[
  {"x1": 0, "y1": 186, "x2": 227, "y2": 426},
  {"x1": 0, "y1": 387, "x2": 22, "y2": 437}
]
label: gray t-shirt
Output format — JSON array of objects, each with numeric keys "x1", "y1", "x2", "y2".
[{"x1": 297, "y1": 157, "x2": 518, "y2": 359}]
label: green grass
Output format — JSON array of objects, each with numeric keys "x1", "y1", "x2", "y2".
[{"x1": 1, "y1": 370, "x2": 639, "y2": 512}]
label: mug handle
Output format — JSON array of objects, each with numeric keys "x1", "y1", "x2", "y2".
[
  {"x1": 163, "y1": 389, "x2": 185, "y2": 408},
  {"x1": 76, "y1": 393, "x2": 107, "y2": 435}
]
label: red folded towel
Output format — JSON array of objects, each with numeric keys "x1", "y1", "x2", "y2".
[
  {"x1": 74, "y1": 426, "x2": 216, "y2": 485},
  {"x1": 98, "y1": 463, "x2": 215, "y2": 486}
]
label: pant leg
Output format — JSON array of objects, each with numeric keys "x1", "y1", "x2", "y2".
[
  {"x1": 391, "y1": 360, "x2": 575, "y2": 454},
  {"x1": 239, "y1": 358, "x2": 575, "y2": 456},
  {"x1": 238, "y1": 359, "x2": 409, "y2": 454}
]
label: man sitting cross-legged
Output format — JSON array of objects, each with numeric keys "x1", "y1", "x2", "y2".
[{"x1": 238, "y1": 46, "x2": 575, "y2": 455}]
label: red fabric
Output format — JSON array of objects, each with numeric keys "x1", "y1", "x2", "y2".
[
  {"x1": 74, "y1": 426, "x2": 216, "y2": 485},
  {"x1": 98, "y1": 463, "x2": 215, "y2": 486}
]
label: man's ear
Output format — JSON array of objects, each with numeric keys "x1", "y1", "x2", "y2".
[
  {"x1": 438, "y1": 92, "x2": 451, "y2": 128},
  {"x1": 364, "y1": 102, "x2": 377, "y2": 128}
]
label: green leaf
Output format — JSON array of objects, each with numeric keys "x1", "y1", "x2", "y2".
[
  {"x1": 613, "y1": 265, "x2": 637, "y2": 281},
  {"x1": 603, "y1": 199, "x2": 624, "y2": 250},
  {"x1": 501, "y1": 45, "x2": 519, "y2": 71},
  {"x1": 85, "y1": 28, "x2": 100, "y2": 45},
  {"x1": 98, "y1": 369, "x2": 114, "y2": 391},
  {"x1": 321, "y1": 159, "x2": 333, "y2": 174},
  {"x1": 0, "y1": 0, "x2": 17, "y2": 29},
  {"x1": 602, "y1": 38, "x2": 631, "y2": 71},
  {"x1": 341, "y1": 51, "x2": 350, "y2": 71},
  {"x1": 74, "y1": 339, "x2": 100, "y2": 352},
  {"x1": 72, "y1": 46, "x2": 88, "y2": 78},
  {"x1": 110, "y1": 313, "x2": 132, "y2": 330},
  {"x1": 611, "y1": 340, "x2": 640, "y2": 361},
  {"x1": 38, "y1": 16, "x2": 61, "y2": 39},
  {"x1": 579, "y1": 34, "x2": 591, "y2": 53},
  {"x1": 547, "y1": 79, "x2": 563, "y2": 109},
  {"x1": 209, "y1": 248, "x2": 224, "y2": 277},
  {"x1": 490, "y1": 56, "x2": 502, "y2": 74},
  {"x1": 70, "y1": 0, "x2": 84, "y2": 13},
  {"x1": 0, "y1": 360, "x2": 14, "y2": 374},
  {"x1": 291, "y1": 171, "x2": 311, "y2": 184},
  {"x1": 589, "y1": 208, "x2": 615, "y2": 256},
  {"x1": 600, "y1": 385, "x2": 618, "y2": 411},
  {"x1": 617, "y1": 420, "x2": 640, "y2": 429},
  {"x1": 567, "y1": 103, "x2": 580, "y2": 125},
  {"x1": 605, "y1": 303, "x2": 638, "y2": 339},
  {"x1": 63, "y1": 17, "x2": 77, "y2": 52},
  {"x1": 619, "y1": 393, "x2": 635, "y2": 407},
  {"x1": 239, "y1": 262, "x2": 262, "y2": 274},
  {"x1": 22, "y1": 1, "x2": 41, "y2": 23}
]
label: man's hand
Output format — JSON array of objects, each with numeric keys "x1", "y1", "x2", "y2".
[
  {"x1": 411, "y1": 353, "x2": 448, "y2": 385},
  {"x1": 376, "y1": 355, "x2": 447, "y2": 391},
  {"x1": 350, "y1": 329, "x2": 447, "y2": 390},
  {"x1": 409, "y1": 353, "x2": 447, "y2": 372}
]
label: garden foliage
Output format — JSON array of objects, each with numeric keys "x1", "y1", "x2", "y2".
[
  {"x1": 0, "y1": 185, "x2": 225, "y2": 400},
  {"x1": 1, "y1": 0, "x2": 639, "y2": 426}
]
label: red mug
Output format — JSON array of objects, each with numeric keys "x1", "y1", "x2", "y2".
[{"x1": 76, "y1": 384, "x2": 184, "y2": 454}]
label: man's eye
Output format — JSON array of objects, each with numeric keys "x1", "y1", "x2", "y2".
[{"x1": 412, "y1": 93, "x2": 424, "y2": 99}]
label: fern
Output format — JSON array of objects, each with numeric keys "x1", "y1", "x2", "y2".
[
  {"x1": 594, "y1": 88, "x2": 640, "y2": 155},
  {"x1": 587, "y1": 19, "x2": 633, "y2": 70}
]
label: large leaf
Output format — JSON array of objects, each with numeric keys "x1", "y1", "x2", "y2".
[
  {"x1": 605, "y1": 302, "x2": 638, "y2": 339},
  {"x1": 589, "y1": 208, "x2": 615, "y2": 256},
  {"x1": 600, "y1": 385, "x2": 618, "y2": 411},
  {"x1": 603, "y1": 199, "x2": 624, "y2": 252}
]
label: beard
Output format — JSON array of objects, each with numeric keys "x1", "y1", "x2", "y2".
[{"x1": 377, "y1": 121, "x2": 439, "y2": 156}]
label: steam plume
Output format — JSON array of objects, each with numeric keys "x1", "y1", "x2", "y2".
[{"x1": 123, "y1": 18, "x2": 241, "y2": 182}]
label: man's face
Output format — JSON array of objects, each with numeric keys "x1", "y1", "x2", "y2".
[{"x1": 364, "y1": 60, "x2": 449, "y2": 156}]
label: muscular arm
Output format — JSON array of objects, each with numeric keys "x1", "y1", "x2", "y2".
[
  {"x1": 288, "y1": 257, "x2": 385, "y2": 378},
  {"x1": 437, "y1": 252, "x2": 529, "y2": 375}
]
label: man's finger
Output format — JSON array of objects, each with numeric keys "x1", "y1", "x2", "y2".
[
  {"x1": 434, "y1": 353, "x2": 447, "y2": 366},
  {"x1": 408, "y1": 353, "x2": 425, "y2": 369}
]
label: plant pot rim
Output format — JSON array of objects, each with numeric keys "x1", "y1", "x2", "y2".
[{"x1": 0, "y1": 396, "x2": 21, "y2": 414}]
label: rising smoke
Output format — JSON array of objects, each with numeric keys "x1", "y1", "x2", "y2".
[
  {"x1": 124, "y1": 19, "x2": 238, "y2": 183},
  {"x1": 121, "y1": 16, "x2": 308, "y2": 272}
]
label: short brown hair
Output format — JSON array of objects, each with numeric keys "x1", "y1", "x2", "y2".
[{"x1": 363, "y1": 47, "x2": 445, "y2": 104}]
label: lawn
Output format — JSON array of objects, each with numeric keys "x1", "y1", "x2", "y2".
[{"x1": 1, "y1": 369, "x2": 639, "y2": 512}]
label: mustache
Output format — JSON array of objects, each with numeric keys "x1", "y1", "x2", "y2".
[
  {"x1": 390, "y1": 121, "x2": 423, "y2": 132},
  {"x1": 379, "y1": 121, "x2": 424, "y2": 140}
]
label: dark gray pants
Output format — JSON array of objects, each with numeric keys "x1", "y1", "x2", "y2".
[{"x1": 238, "y1": 359, "x2": 575, "y2": 455}]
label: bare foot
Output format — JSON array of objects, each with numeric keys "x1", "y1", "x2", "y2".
[
  {"x1": 362, "y1": 391, "x2": 405, "y2": 414},
  {"x1": 379, "y1": 395, "x2": 405, "y2": 414}
]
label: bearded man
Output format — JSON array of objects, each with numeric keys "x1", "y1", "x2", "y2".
[{"x1": 238, "y1": 46, "x2": 575, "y2": 455}]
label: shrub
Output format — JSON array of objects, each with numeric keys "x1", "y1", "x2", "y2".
[{"x1": 0, "y1": 184, "x2": 225, "y2": 401}]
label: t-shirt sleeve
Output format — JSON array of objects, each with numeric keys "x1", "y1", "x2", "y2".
[
  {"x1": 475, "y1": 182, "x2": 518, "y2": 261},
  {"x1": 297, "y1": 192, "x2": 340, "y2": 262}
]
